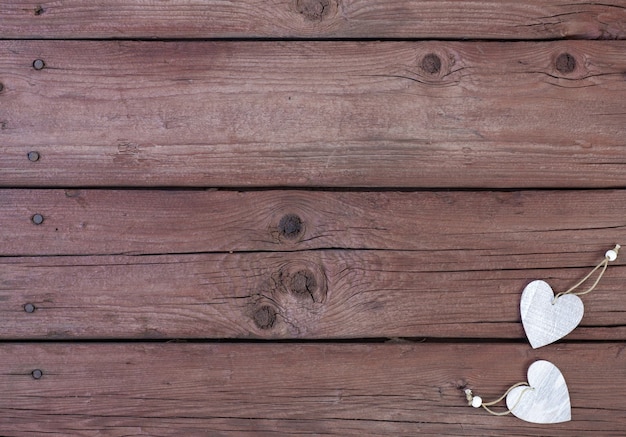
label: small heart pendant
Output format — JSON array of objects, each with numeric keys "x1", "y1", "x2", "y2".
[
  {"x1": 520, "y1": 280, "x2": 584, "y2": 349},
  {"x1": 506, "y1": 360, "x2": 571, "y2": 423}
]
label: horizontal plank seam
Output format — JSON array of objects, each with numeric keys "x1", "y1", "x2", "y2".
[
  {"x1": 0, "y1": 36, "x2": 620, "y2": 42},
  {"x1": 2, "y1": 250, "x2": 619, "y2": 267},
  {"x1": 0, "y1": 338, "x2": 623, "y2": 345},
  {"x1": 4, "y1": 185, "x2": 626, "y2": 192}
]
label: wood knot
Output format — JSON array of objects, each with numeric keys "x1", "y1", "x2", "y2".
[
  {"x1": 289, "y1": 269, "x2": 318, "y2": 300},
  {"x1": 276, "y1": 262, "x2": 328, "y2": 303},
  {"x1": 253, "y1": 305, "x2": 277, "y2": 330},
  {"x1": 247, "y1": 260, "x2": 328, "y2": 336},
  {"x1": 278, "y1": 214, "x2": 304, "y2": 241},
  {"x1": 421, "y1": 53, "x2": 442, "y2": 75},
  {"x1": 295, "y1": 0, "x2": 335, "y2": 21},
  {"x1": 555, "y1": 53, "x2": 576, "y2": 74},
  {"x1": 455, "y1": 379, "x2": 468, "y2": 390}
]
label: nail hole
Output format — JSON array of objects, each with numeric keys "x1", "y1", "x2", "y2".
[
  {"x1": 33, "y1": 59, "x2": 45, "y2": 70},
  {"x1": 34, "y1": 5, "x2": 45, "y2": 15},
  {"x1": 421, "y1": 53, "x2": 442, "y2": 75},
  {"x1": 253, "y1": 305, "x2": 277, "y2": 330},
  {"x1": 32, "y1": 369, "x2": 43, "y2": 379},
  {"x1": 24, "y1": 303, "x2": 36, "y2": 313},
  {"x1": 27, "y1": 151, "x2": 40, "y2": 162},
  {"x1": 556, "y1": 53, "x2": 576, "y2": 74},
  {"x1": 0, "y1": 82, "x2": 4, "y2": 93},
  {"x1": 278, "y1": 214, "x2": 303, "y2": 240},
  {"x1": 32, "y1": 214, "x2": 44, "y2": 225}
]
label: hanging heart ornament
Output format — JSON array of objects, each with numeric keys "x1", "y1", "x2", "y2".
[
  {"x1": 506, "y1": 360, "x2": 571, "y2": 423},
  {"x1": 520, "y1": 280, "x2": 584, "y2": 349}
]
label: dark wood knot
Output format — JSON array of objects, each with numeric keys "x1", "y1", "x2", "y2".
[
  {"x1": 421, "y1": 53, "x2": 442, "y2": 75},
  {"x1": 295, "y1": 0, "x2": 335, "y2": 21},
  {"x1": 288, "y1": 269, "x2": 318, "y2": 300},
  {"x1": 276, "y1": 262, "x2": 328, "y2": 304},
  {"x1": 253, "y1": 305, "x2": 277, "y2": 330},
  {"x1": 555, "y1": 53, "x2": 576, "y2": 74},
  {"x1": 278, "y1": 214, "x2": 304, "y2": 241}
]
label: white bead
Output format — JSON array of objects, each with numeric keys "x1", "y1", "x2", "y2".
[
  {"x1": 606, "y1": 250, "x2": 618, "y2": 262},
  {"x1": 471, "y1": 396, "x2": 483, "y2": 408}
]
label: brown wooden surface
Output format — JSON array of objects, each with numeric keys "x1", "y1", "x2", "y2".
[
  {"x1": 2, "y1": 252, "x2": 624, "y2": 340},
  {"x1": 3, "y1": 1, "x2": 626, "y2": 434},
  {"x1": 2, "y1": 41, "x2": 626, "y2": 188},
  {"x1": 0, "y1": 343, "x2": 625, "y2": 435},
  {"x1": 1, "y1": 189, "x2": 624, "y2": 256},
  {"x1": 2, "y1": 0, "x2": 626, "y2": 40}
]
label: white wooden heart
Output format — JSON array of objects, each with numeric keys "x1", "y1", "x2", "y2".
[
  {"x1": 506, "y1": 360, "x2": 571, "y2": 423},
  {"x1": 520, "y1": 280, "x2": 584, "y2": 349}
]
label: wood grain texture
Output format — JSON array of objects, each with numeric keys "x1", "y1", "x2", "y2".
[
  {"x1": 2, "y1": 251, "x2": 625, "y2": 340},
  {"x1": 1, "y1": 189, "x2": 625, "y2": 257},
  {"x1": 2, "y1": 41, "x2": 626, "y2": 188},
  {"x1": 1, "y1": 0, "x2": 625, "y2": 40},
  {"x1": 0, "y1": 343, "x2": 625, "y2": 435}
]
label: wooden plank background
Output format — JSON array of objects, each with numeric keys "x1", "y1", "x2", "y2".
[
  {"x1": 1, "y1": 343, "x2": 625, "y2": 435},
  {"x1": 1, "y1": 0, "x2": 625, "y2": 39},
  {"x1": 2, "y1": 0, "x2": 626, "y2": 435},
  {"x1": 1, "y1": 41, "x2": 625, "y2": 188},
  {"x1": 3, "y1": 253, "x2": 625, "y2": 340},
  {"x1": 1, "y1": 189, "x2": 624, "y2": 256}
]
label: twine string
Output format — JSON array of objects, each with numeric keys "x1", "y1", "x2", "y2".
[
  {"x1": 481, "y1": 384, "x2": 534, "y2": 416},
  {"x1": 465, "y1": 383, "x2": 534, "y2": 416},
  {"x1": 553, "y1": 244, "x2": 620, "y2": 303}
]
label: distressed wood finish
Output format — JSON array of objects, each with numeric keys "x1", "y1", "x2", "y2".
[
  {"x1": 3, "y1": 1, "x2": 626, "y2": 434},
  {"x1": 1, "y1": 0, "x2": 625, "y2": 40},
  {"x1": 2, "y1": 41, "x2": 626, "y2": 188},
  {"x1": 1, "y1": 189, "x2": 624, "y2": 257},
  {"x1": 2, "y1": 252, "x2": 625, "y2": 340},
  {"x1": 0, "y1": 343, "x2": 625, "y2": 435}
]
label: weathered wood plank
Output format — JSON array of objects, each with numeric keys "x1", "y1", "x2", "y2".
[
  {"x1": 0, "y1": 343, "x2": 624, "y2": 435},
  {"x1": 2, "y1": 251, "x2": 624, "y2": 339},
  {"x1": 1, "y1": 0, "x2": 625, "y2": 40},
  {"x1": 2, "y1": 41, "x2": 625, "y2": 188},
  {"x1": 1, "y1": 189, "x2": 625, "y2": 257}
]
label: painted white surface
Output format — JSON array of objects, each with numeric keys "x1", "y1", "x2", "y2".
[
  {"x1": 507, "y1": 360, "x2": 571, "y2": 424},
  {"x1": 520, "y1": 280, "x2": 584, "y2": 349}
]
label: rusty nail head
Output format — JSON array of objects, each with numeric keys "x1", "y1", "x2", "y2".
[
  {"x1": 27, "y1": 151, "x2": 40, "y2": 162},
  {"x1": 33, "y1": 59, "x2": 45, "y2": 70},
  {"x1": 32, "y1": 369, "x2": 43, "y2": 379},
  {"x1": 24, "y1": 303, "x2": 36, "y2": 313},
  {"x1": 32, "y1": 214, "x2": 44, "y2": 225}
]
